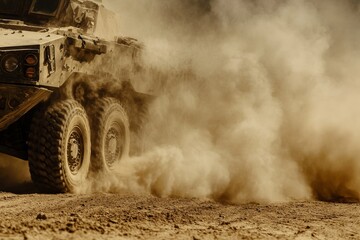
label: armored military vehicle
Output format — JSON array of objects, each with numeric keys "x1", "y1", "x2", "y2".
[{"x1": 0, "y1": 0, "x2": 147, "y2": 193}]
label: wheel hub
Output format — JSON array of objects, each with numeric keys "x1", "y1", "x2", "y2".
[
  {"x1": 104, "y1": 126, "x2": 123, "y2": 167},
  {"x1": 67, "y1": 127, "x2": 84, "y2": 174}
]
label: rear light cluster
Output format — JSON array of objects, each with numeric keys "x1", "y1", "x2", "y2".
[
  {"x1": 0, "y1": 51, "x2": 39, "y2": 81},
  {"x1": 24, "y1": 54, "x2": 38, "y2": 79}
]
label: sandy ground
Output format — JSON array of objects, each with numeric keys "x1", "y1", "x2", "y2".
[
  {"x1": 0, "y1": 185, "x2": 358, "y2": 240},
  {"x1": 1, "y1": 142, "x2": 358, "y2": 240}
]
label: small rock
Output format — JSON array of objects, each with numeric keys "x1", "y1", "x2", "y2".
[
  {"x1": 174, "y1": 224, "x2": 180, "y2": 229},
  {"x1": 36, "y1": 213, "x2": 47, "y2": 220},
  {"x1": 109, "y1": 219, "x2": 118, "y2": 224},
  {"x1": 220, "y1": 221, "x2": 230, "y2": 225},
  {"x1": 66, "y1": 223, "x2": 76, "y2": 233},
  {"x1": 66, "y1": 226, "x2": 76, "y2": 233},
  {"x1": 67, "y1": 222, "x2": 74, "y2": 227},
  {"x1": 97, "y1": 226, "x2": 106, "y2": 234},
  {"x1": 22, "y1": 233, "x2": 29, "y2": 240}
]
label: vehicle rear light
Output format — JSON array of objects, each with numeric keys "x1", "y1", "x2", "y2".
[
  {"x1": 25, "y1": 54, "x2": 38, "y2": 65},
  {"x1": 2, "y1": 55, "x2": 19, "y2": 73},
  {"x1": 25, "y1": 67, "x2": 36, "y2": 78}
]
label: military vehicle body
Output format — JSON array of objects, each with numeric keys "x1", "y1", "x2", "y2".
[{"x1": 0, "y1": 0, "x2": 146, "y2": 192}]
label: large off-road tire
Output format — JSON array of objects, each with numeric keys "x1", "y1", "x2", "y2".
[
  {"x1": 28, "y1": 100, "x2": 91, "y2": 193},
  {"x1": 90, "y1": 98, "x2": 130, "y2": 172}
]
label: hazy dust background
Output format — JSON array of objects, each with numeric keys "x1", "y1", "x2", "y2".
[{"x1": 88, "y1": 0, "x2": 360, "y2": 203}]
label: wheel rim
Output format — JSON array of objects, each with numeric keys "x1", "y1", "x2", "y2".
[
  {"x1": 104, "y1": 123, "x2": 124, "y2": 168},
  {"x1": 67, "y1": 126, "x2": 84, "y2": 175}
]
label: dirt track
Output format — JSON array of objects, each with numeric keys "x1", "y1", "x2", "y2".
[{"x1": 0, "y1": 187, "x2": 359, "y2": 240}]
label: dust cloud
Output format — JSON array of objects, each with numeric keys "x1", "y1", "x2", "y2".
[{"x1": 85, "y1": 0, "x2": 360, "y2": 203}]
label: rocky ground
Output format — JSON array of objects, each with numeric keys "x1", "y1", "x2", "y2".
[{"x1": 0, "y1": 187, "x2": 359, "y2": 240}]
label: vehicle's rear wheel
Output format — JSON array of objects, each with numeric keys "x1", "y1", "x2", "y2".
[
  {"x1": 28, "y1": 100, "x2": 91, "y2": 193},
  {"x1": 90, "y1": 98, "x2": 130, "y2": 172}
]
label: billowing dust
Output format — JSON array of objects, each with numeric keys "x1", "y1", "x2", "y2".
[{"x1": 79, "y1": 0, "x2": 360, "y2": 203}]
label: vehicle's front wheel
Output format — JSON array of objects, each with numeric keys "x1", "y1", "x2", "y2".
[
  {"x1": 90, "y1": 98, "x2": 130, "y2": 172},
  {"x1": 28, "y1": 100, "x2": 91, "y2": 193}
]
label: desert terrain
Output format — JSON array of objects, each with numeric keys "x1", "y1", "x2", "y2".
[
  {"x1": 0, "y1": 187, "x2": 358, "y2": 240},
  {"x1": 0, "y1": 157, "x2": 359, "y2": 240}
]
